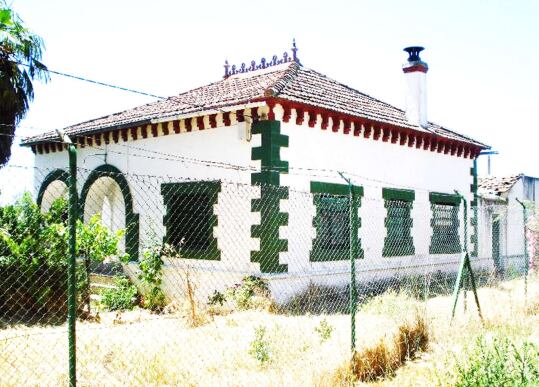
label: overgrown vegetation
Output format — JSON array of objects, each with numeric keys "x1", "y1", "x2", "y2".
[
  {"x1": 248, "y1": 326, "x2": 271, "y2": 365},
  {"x1": 325, "y1": 312, "x2": 429, "y2": 384},
  {"x1": 137, "y1": 243, "x2": 167, "y2": 312},
  {"x1": 208, "y1": 275, "x2": 273, "y2": 313},
  {"x1": 315, "y1": 318, "x2": 334, "y2": 342},
  {"x1": 452, "y1": 337, "x2": 539, "y2": 386},
  {"x1": 100, "y1": 277, "x2": 138, "y2": 312},
  {"x1": 0, "y1": 194, "x2": 124, "y2": 321},
  {"x1": 1, "y1": 276, "x2": 537, "y2": 386}
]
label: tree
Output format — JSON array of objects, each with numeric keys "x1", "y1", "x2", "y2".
[{"x1": 0, "y1": 2, "x2": 48, "y2": 166}]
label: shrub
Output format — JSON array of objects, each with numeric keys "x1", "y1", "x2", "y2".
[
  {"x1": 138, "y1": 244, "x2": 167, "y2": 312},
  {"x1": 0, "y1": 193, "x2": 125, "y2": 321},
  {"x1": 453, "y1": 336, "x2": 539, "y2": 386},
  {"x1": 100, "y1": 277, "x2": 138, "y2": 311},
  {"x1": 208, "y1": 276, "x2": 272, "y2": 312},
  {"x1": 249, "y1": 326, "x2": 271, "y2": 365},
  {"x1": 315, "y1": 318, "x2": 334, "y2": 342}
]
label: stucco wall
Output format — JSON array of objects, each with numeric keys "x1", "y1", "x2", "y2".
[
  {"x1": 32, "y1": 104, "x2": 486, "y2": 303},
  {"x1": 270, "y1": 104, "x2": 481, "y2": 300},
  {"x1": 34, "y1": 121, "x2": 261, "y2": 301}
]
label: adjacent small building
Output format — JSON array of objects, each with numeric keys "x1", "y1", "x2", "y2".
[{"x1": 477, "y1": 174, "x2": 538, "y2": 275}]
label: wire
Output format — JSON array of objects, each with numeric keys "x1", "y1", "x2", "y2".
[
  {"x1": 12, "y1": 60, "x2": 166, "y2": 99},
  {"x1": 0, "y1": 128, "x2": 470, "y2": 195}
]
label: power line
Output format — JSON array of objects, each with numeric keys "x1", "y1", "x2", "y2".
[
  {"x1": 0, "y1": 129, "x2": 454, "y2": 194},
  {"x1": 12, "y1": 61, "x2": 166, "y2": 100}
]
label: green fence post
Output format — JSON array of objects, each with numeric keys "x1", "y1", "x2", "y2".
[
  {"x1": 451, "y1": 191, "x2": 482, "y2": 322},
  {"x1": 58, "y1": 130, "x2": 77, "y2": 387},
  {"x1": 515, "y1": 198, "x2": 528, "y2": 304},
  {"x1": 338, "y1": 172, "x2": 357, "y2": 354}
]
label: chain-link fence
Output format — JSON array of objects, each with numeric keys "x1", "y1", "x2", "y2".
[{"x1": 1, "y1": 164, "x2": 537, "y2": 385}]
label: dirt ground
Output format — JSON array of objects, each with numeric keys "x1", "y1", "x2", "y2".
[{"x1": 1, "y1": 275, "x2": 538, "y2": 386}]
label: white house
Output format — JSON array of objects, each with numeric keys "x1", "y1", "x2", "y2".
[
  {"x1": 477, "y1": 174, "x2": 538, "y2": 275},
  {"x1": 22, "y1": 44, "x2": 489, "y2": 302}
]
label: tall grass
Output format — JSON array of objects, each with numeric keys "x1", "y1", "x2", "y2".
[
  {"x1": 452, "y1": 336, "x2": 539, "y2": 386},
  {"x1": 320, "y1": 311, "x2": 429, "y2": 385}
]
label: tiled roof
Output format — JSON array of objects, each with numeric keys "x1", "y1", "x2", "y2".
[
  {"x1": 22, "y1": 62, "x2": 488, "y2": 148},
  {"x1": 478, "y1": 174, "x2": 523, "y2": 195}
]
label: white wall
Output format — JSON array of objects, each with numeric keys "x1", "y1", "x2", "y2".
[
  {"x1": 273, "y1": 104, "x2": 477, "y2": 299},
  {"x1": 32, "y1": 103, "x2": 483, "y2": 303},
  {"x1": 34, "y1": 119, "x2": 262, "y2": 301}
]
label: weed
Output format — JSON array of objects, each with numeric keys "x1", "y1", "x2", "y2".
[
  {"x1": 453, "y1": 336, "x2": 539, "y2": 387},
  {"x1": 138, "y1": 244, "x2": 167, "y2": 312},
  {"x1": 248, "y1": 326, "x2": 271, "y2": 365},
  {"x1": 207, "y1": 290, "x2": 226, "y2": 306},
  {"x1": 100, "y1": 277, "x2": 138, "y2": 312},
  {"x1": 208, "y1": 276, "x2": 274, "y2": 313},
  {"x1": 315, "y1": 318, "x2": 334, "y2": 342}
]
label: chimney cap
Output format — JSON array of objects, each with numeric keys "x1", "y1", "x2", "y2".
[{"x1": 403, "y1": 46, "x2": 425, "y2": 62}]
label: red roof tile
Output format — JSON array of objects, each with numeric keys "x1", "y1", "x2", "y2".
[{"x1": 22, "y1": 62, "x2": 487, "y2": 148}]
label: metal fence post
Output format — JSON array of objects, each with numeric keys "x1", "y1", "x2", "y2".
[
  {"x1": 515, "y1": 198, "x2": 528, "y2": 304},
  {"x1": 338, "y1": 172, "x2": 357, "y2": 354},
  {"x1": 58, "y1": 130, "x2": 77, "y2": 387}
]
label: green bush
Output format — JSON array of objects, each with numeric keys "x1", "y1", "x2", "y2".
[
  {"x1": 208, "y1": 276, "x2": 271, "y2": 311},
  {"x1": 315, "y1": 318, "x2": 334, "y2": 342},
  {"x1": 0, "y1": 193, "x2": 125, "y2": 321},
  {"x1": 249, "y1": 326, "x2": 271, "y2": 365},
  {"x1": 453, "y1": 336, "x2": 539, "y2": 386},
  {"x1": 100, "y1": 277, "x2": 138, "y2": 311},
  {"x1": 138, "y1": 244, "x2": 167, "y2": 312}
]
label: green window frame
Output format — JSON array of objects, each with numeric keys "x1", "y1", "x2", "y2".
[
  {"x1": 429, "y1": 192, "x2": 462, "y2": 254},
  {"x1": 382, "y1": 188, "x2": 415, "y2": 257},
  {"x1": 310, "y1": 181, "x2": 364, "y2": 261},
  {"x1": 161, "y1": 181, "x2": 221, "y2": 260}
]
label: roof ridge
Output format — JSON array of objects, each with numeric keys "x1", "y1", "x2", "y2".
[{"x1": 264, "y1": 62, "x2": 301, "y2": 97}]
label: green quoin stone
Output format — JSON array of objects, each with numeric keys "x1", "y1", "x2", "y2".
[{"x1": 250, "y1": 120, "x2": 288, "y2": 273}]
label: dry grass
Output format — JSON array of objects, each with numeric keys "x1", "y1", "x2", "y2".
[
  {"x1": 373, "y1": 274, "x2": 539, "y2": 386},
  {"x1": 0, "y1": 274, "x2": 538, "y2": 386},
  {"x1": 320, "y1": 311, "x2": 429, "y2": 385}
]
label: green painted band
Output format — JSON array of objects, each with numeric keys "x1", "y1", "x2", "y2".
[
  {"x1": 382, "y1": 188, "x2": 415, "y2": 201},
  {"x1": 429, "y1": 192, "x2": 461, "y2": 205},
  {"x1": 310, "y1": 181, "x2": 364, "y2": 196}
]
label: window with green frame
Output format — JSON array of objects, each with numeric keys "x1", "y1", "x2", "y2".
[
  {"x1": 429, "y1": 192, "x2": 461, "y2": 254},
  {"x1": 310, "y1": 181, "x2": 364, "y2": 261},
  {"x1": 161, "y1": 181, "x2": 221, "y2": 260},
  {"x1": 382, "y1": 188, "x2": 415, "y2": 257}
]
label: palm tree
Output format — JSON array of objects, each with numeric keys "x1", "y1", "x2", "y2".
[{"x1": 0, "y1": 3, "x2": 48, "y2": 166}]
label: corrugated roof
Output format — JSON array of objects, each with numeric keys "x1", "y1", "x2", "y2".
[{"x1": 22, "y1": 62, "x2": 488, "y2": 148}]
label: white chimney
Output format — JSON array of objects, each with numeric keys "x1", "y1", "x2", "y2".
[{"x1": 402, "y1": 46, "x2": 428, "y2": 128}]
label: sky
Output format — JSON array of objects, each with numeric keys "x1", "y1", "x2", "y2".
[{"x1": 2, "y1": 0, "x2": 539, "y2": 201}]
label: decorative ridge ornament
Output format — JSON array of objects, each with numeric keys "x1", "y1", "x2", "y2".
[{"x1": 224, "y1": 39, "x2": 301, "y2": 78}]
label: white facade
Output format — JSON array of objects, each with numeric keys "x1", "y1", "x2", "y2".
[
  {"x1": 477, "y1": 177, "x2": 537, "y2": 275},
  {"x1": 33, "y1": 102, "x2": 485, "y2": 303}
]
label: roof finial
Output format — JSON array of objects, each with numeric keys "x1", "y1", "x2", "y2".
[
  {"x1": 224, "y1": 60, "x2": 230, "y2": 78},
  {"x1": 292, "y1": 38, "x2": 301, "y2": 65},
  {"x1": 223, "y1": 41, "x2": 301, "y2": 78}
]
